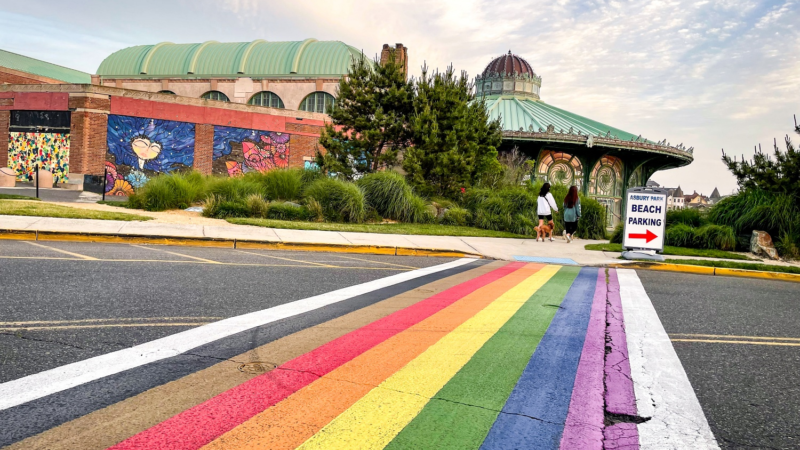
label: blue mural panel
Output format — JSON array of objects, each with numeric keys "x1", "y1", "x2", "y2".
[
  {"x1": 105, "y1": 115, "x2": 195, "y2": 195},
  {"x1": 212, "y1": 126, "x2": 290, "y2": 176}
]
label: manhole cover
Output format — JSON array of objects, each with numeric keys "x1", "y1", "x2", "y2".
[{"x1": 237, "y1": 361, "x2": 277, "y2": 374}]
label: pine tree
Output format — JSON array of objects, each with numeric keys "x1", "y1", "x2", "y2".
[
  {"x1": 316, "y1": 51, "x2": 414, "y2": 179},
  {"x1": 722, "y1": 117, "x2": 800, "y2": 196},
  {"x1": 403, "y1": 65, "x2": 503, "y2": 197}
]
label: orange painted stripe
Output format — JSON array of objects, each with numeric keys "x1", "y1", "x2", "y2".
[{"x1": 201, "y1": 263, "x2": 545, "y2": 450}]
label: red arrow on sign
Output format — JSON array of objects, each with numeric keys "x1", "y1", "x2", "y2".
[{"x1": 628, "y1": 230, "x2": 658, "y2": 243}]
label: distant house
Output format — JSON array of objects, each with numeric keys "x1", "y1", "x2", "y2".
[
  {"x1": 685, "y1": 190, "x2": 711, "y2": 209},
  {"x1": 667, "y1": 186, "x2": 685, "y2": 210},
  {"x1": 709, "y1": 187, "x2": 722, "y2": 205}
]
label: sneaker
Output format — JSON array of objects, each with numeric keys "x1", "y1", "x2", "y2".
[
  {"x1": 562, "y1": 230, "x2": 567, "y2": 239},
  {"x1": 567, "y1": 234, "x2": 572, "y2": 243}
]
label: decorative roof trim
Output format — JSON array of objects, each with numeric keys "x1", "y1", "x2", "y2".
[
  {"x1": 139, "y1": 42, "x2": 174, "y2": 75},
  {"x1": 236, "y1": 39, "x2": 267, "y2": 74},
  {"x1": 186, "y1": 41, "x2": 219, "y2": 75},
  {"x1": 290, "y1": 38, "x2": 318, "y2": 74}
]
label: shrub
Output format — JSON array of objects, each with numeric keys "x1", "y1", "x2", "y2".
[
  {"x1": 609, "y1": 223, "x2": 624, "y2": 244},
  {"x1": 357, "y1": 171, "x2": 431, "y2": 223},
  {"x1": 244, "y1": 194, "x2": 270, "y2": 218},
  {"x1": 510, "y1": 213, "x2": 536, "y2": 236},
  {"x1": 202, "y1": 195, "x2": 250, "y2": 218},
  {"x1": 304, "y1": 197, "x2": 324, "y2": 222},
  {"x1": 666, "y1": 208, "x2": 705, "y2": 228},
  {"x1": 665, "y1": 224, "x2": 695, "y2": 247},
  {"x1": 303, "y1": 178, "x2": 367, "y2": 223},
  {"x1": 693, "y1": 224, "x2": 736, "y2": 250},
  {"x1": 440, "y1": 207, "x2": 472, "y2": 227},
  {"x1": 248, "y1": 169, "x2": 304, "y2": 201},
  {"x1": 577, "y1": 196, "x2": 608, "y2": 240},
  {"x1": 128, "y1": 171, "x2": 207, "y2": 211},
  {"x1": 266, "y1": 202, "x2": 311, "y2": 221},
  {"x1": 206, "y1": 176, "x2": 263, "y2": 202}
]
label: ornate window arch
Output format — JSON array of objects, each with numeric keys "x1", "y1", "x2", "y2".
[
  {"x1": 589, "y1": 155, "x2": 624, "y2": 228},
  {"x1": 536, "y1": 150, "x2": 583, "y2": 188},
  {"x1": 248, "y1": 91, "x2": 285, "y2": 108},
  {"x1": 157, "y1": 90, "x2": 176, "y2": 95},
  {"x1": 628, "y1": 165, "x2": 644, "y2": 188},
  {"x1": 299, "y1": 91, "x2": 335, "y2": 114},
  {"x1": 201, "y1": 91, "x2": 229, "y2": 102}
]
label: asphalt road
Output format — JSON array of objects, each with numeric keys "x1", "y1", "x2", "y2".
[
  {"x1": 639, "y1": 271, "x2": 800, "y2": 450},
  {"x1": 0, "y1": 239, "x2": 456, "y2": 383}
]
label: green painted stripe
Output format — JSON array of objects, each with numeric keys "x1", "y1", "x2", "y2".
[{"x1": 384, "y1": 266, "x2": 581, "y2": 450}]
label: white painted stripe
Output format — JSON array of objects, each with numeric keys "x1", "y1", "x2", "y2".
[
  {"x1": 0, "y1": 258, "x2": 476, "y2": 411},
  {"x1": 617, "y1": 269, "x2": 719, "y2": 449}
]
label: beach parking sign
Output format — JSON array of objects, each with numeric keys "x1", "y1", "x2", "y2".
[{"x1": 622, "y1": 187, "x2": 668, "y2": 252}]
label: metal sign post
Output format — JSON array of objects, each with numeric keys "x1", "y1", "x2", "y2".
[{"x1": 621, "y1": 186, "x2": 668, "y2": 261}]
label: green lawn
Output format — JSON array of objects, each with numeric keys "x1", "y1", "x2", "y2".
[
  {"x1": 0, "y1": 194, "x2": 41, "y2": 200},
  {"x1": 0, "y1": 200, "x2": 152, "y2": 221},
  {"x1": 228, "y1": 218, "x2": 528, "y2": 239},
  {"x1": 664, "y1": 259, "x2": 800, "y2": 275},
  {"x1": 585, "y1": 242, "x2": 754, "y2": 261}
]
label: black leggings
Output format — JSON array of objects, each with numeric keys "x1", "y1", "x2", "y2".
[{"x1": 565, "y1": 221, "x2": 578, "y2": 235}]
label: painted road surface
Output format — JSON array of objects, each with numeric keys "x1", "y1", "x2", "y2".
[{"x1": 0, "y1": 242, "x2": 739, "y2": 450}]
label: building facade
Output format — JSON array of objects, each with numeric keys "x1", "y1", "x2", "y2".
[{"x1": 478, "y1": 52, "x2": 694, "y2": 227}]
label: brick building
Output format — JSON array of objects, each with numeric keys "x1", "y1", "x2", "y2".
[{"x1": 1, "y1": 41, "x2": 408, "y2": 194}]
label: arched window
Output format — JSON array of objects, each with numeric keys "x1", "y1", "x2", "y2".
[
  {"x1": 248, "y1": 91, "x2": 285, "y2": 108},
  {"x1": 299, "y1": 91, "x2": 335, "y2": 114},
  {"x1": 201, "y1": 91, "x2": 229, "y2": 102},
  {"x1": 157, "y1": 90, "x2": 176, "y2": 95},
  {"x1": 536, "y1": 150, "x2": 583, "y2": 188},
  {"x1": 589, "y1": 155, "x2": 624, "y2": 228}
]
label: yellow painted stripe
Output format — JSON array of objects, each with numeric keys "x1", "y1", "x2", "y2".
[
  {"x1": 0, "y1": 323, "x2": 210, "y2": 332},
  {"x1": 0, "y1": 317, "x2": 222, "y2": 326},
  {"x1": 297, "y1": 264, "x2": 561, "y2": 450},
  {"x1": 671, "y1": 339, "x2": 800, "y2": 347},
  {"x1": 23, "y1": 241, "x2": 98, "y2": 260}
]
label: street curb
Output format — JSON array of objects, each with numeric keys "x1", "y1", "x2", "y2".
[
  {"x1": 609, "y1": 262, "x2": 800, "y2": 283},
  {"x1": 0, "y1": 229, "x2": 483, "y2": 259}
]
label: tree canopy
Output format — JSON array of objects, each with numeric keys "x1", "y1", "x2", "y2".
[
  {"x1": 722, "y1": 119, "x2": 800, "y2": 196},
  {"x1": 402, "y1": 65, "x2": 503, "y2": 197},
  {"x1": 316, "y1": 51, "x2": 414, "y2": 179}
]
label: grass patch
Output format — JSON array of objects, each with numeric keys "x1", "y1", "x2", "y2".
[
  {"x1": 0, "y1": 194, "x2": 40, "y2": 200},
  {"x1": 664, "y1": 259, "x2": 800, "y2": 275},
  {"x1": 584, "y1": 242, "x2": 755, "y2": 260},
  {"x1": 227, "y1": 218, "x2": 528, "y2": 238},
  {"x1": 0, "y1": 200, "x2": 152, "y2": 221}
]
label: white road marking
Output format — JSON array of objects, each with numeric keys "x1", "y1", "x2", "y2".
[
  {"x1": 0, "y1": 258, "x2": 476, "y2": 411},
  {"x1": 617, "y1": 269, "x2": 720, "y2": 449}
]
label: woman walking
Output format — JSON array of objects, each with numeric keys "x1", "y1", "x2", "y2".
[
  {"x1": 537, "y1": 182, "x2": 558, "y2": 242},
  {"x1": 562, "y1": 185, "x2": 581, "y2": 243}
]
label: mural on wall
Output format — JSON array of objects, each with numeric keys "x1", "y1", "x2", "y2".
[
  {"x1": 212, "y1": 126, "x2": 290, "y2": 176},
  {"x1": 8, "y1": 133, "x2": 70, "y2": 183},
  {"x1": 106, "y1": 115, "x2": 195, "y2": 195}
]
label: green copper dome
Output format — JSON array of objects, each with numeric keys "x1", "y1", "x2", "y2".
[{"x1": 97, "y1": 39, "x2": 363, "y2": 78}]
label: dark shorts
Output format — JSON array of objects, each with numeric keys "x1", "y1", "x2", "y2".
[{"x1": 538, "y1": 214, "x2": 552, "y2": 221}]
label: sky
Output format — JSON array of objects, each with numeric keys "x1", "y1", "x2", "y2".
[{"x1": 1, "y1": 0, "x2": 798, "y2": 195}]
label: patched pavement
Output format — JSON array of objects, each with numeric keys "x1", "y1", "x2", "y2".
[{"x1": 1, "y1": 240, "x2": 798, "y2": 449}]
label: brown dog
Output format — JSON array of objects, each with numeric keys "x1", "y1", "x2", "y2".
[{"x1": 535, "y1": 221, "x2": 554, "y2": 240}]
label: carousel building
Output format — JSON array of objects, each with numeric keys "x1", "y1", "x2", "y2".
[{"x1": 477, "y1": 52, "x2": 694, "y2": 227}]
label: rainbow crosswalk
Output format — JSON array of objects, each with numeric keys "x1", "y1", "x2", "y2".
[{"x1": 0, "y1": 260, "x2": 719, "y2": 450}]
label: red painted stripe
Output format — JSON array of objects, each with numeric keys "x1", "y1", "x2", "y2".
[{"x1": 109, "y1": 262, "x2": 525, "y2": 450}]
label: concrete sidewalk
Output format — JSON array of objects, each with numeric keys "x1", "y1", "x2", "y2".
[{"x1": 0, "y1": 215, "x2": 621, "y2": 265}]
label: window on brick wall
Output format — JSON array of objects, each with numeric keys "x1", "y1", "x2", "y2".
[
  {"x1": 201, "y1": 91, "x2": 229, "y2": 102},
  {"x1": 299, "y1": 91, "x2": 335, "y2": 114},
  {"x1": 248, "y1": 91, "x2": 285, "y2": 108}
]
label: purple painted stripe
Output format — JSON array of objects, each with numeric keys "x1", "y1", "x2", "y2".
[
  {"x1": 559, "y1": 269, "x2": 607, "y2": 449},
  {"x1": 604, "y1": 423, "x2": 640, "y2": 449},
  {"x1": 604, "y1": 268, "x2": 640, "y2": 449}
]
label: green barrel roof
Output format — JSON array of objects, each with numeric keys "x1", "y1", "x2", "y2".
[
  {"x1": 484, "y1": 95, "x2": 641, "y2": 141},
  {"x1": 0, "y1": 49, "x2": 91, "y2": 84},
  {"x1": 97, "y1": 39, "x2": 363, "y2": 78}
]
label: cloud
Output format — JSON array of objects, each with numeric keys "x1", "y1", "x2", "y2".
[{"x1": 1, "y1": 0, "x2": 799, "y2": 194}]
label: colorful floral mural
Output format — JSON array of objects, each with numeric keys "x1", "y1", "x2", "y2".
[
  {"x1": 7, "y1": 132, "x2": 69, "y2": 183},
  {"x1": 212, "y1": 126, "x2": 290, "y2": 176},
  {"x1": 106, "y1": 115, "x2": 195, "y2": 193}
]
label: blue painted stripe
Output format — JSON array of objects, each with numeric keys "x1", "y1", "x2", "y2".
[
  {"x1": 480, "y1": 267, "x2": 598, "y2": 450},
  {"x1": 513, "y1": 256, "x2": 578, "y2": 265}
]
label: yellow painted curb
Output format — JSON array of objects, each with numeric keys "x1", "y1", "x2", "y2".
[
  {"x1": 610, "y1": 262, "x2": 800, "y2": 283},
  {"x1": 0, "y1": 230, "x2": 483, "y2": 259}
]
